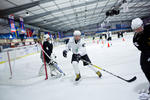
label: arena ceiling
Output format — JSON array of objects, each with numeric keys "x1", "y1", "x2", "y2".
[{"x1": 0, "y1": 0, "x2": 150, "y2": 32}]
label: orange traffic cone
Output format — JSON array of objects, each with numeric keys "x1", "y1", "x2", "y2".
[
  {"x1": 108, "y1": 42, "x2": 110, "y2": 47},
  {"x1": 102, "y1": 40, "x2": 104, "y2": 44},
  {"x1": 122, "y1": 38, "x2": 125, "y2": 41},
  {"x1": 93, "y1": 40, "x2": 95, "y2": 43},
  {"x1": 97, "y1": 40, "x2": 99, "y2": 44}
]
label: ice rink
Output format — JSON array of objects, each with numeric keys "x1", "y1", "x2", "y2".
[{"x1": 0, "y1": 34, "x2": 149, "y2": 100}]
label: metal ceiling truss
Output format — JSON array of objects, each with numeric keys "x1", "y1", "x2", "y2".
[
  {"x1": 43, "y1": 9, "x2": 150, "y2": 30},
  {"x1": 0, "y1": 0, "x2": 150, "y2": 32},
  {"x1": 23, "y1": 0, "x2": 117, "y2": 22},
  {"x1": 43, "y1": 0, "x2": 150, "y2": 31},
  {"x1": 58, "y1": 12, "x2": 150, "y2": 31},
  {"x1": 29, "y1": 4, "x2": 111, "y2": 25},
  {"x1": 72, "y1": 13, "x2": 150, "y2": 31},
  {"x1": 36, "y1": 4, "x2": 150, "y2": 29},
  {"x1": 64, "y1": 0, "x2": 150, "y2": 31},
  {"x1": 0, "y1": 0, "x2": 54, "y2": 16}
]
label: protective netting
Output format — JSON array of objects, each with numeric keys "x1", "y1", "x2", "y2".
[
  {"x1": 0, "y1": 41, "x2": 64, "y2": 86},
  {"x1": 0, "y1": 44, "x2": 42, "y2": 84}
]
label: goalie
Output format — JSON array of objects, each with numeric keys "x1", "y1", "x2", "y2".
[{"x1": 39, "y1": 34, "x2": 65, "y2": 77}]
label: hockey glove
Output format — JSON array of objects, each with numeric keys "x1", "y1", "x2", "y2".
[
  {"x1": 76, "y1": 54, "x2": 81, "y2": 61},
  {"x1": 63, "y1": 50, "x2": 67, "y2": 58}
]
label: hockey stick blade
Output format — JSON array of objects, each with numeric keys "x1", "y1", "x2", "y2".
[
  {"x1": 81, "y1": 59, "x2": 137, "y2": 83},
  {"x1": 126, "y1": 76, "x2": 137, "y2": 82}
]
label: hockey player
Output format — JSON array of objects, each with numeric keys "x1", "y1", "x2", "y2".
[
  {"x1": 63, "y1": 30, "x2": 102, "y2": 81},
  {"x1": 107, "y1": 31, "x2": 112, "y2": 41},
  {"x1": 131, "y1": 18, "x2": 150, "y2": 94},
  {"x1": 40, "y1": 34, "x2": 65, "y2": 76},
  {"x1": 42, "y1": 34, "x2": 53, "y2": 64}
]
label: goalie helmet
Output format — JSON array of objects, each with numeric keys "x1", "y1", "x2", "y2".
[{"x1": 43, "y1": 34, "x2": 50, "y2": 41}]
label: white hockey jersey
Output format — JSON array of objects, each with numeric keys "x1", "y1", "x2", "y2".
[
  {"x1": 107, "y1": 31, "x2": 112, "y2": 38},
  {"x1": 65, "y1": 38, "x2": 87, "y2": 56}
]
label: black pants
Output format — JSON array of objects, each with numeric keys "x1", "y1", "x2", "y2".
[
  {"x1": 140, "y1": 53, "x2": 150, "y2": 82},
  {"x1": 71, "y1": 54, "x2": 91, "y2": 66},
  {"x1": 45, "y1": 55, "x2": 51, "y2": 64},
  {"x1": 107, "y1": 37, "x2": 112, "y2": 41}
]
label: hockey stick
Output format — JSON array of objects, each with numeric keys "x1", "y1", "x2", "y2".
[
  {"x1": 39, "y1": 43, "x2": 48, "y2": 80},
  {"x1": 81, "y1": 59, "x2": 136, "y2": 83}
]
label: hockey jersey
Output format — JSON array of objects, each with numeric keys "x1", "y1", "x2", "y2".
[
  {"x1": 41, "y1": 41, "x2": 53, "y2": 63},
  {"x1": 133, "y1": 24, "x2": 150, "y2": 54},
  {"x1": 66, "y1": 38, "x2": 87, "y2": 56}
]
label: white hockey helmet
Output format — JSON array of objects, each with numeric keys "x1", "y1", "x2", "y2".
[
  {"x1": 43, "y1": 34, "x2": 50, "y2": 41},
  {"x1": 73, "y1": 30, "x2": 81, "y2": 36},
  {"x1": 131, "y1": 18, "x2": 143, "y2": 30}
]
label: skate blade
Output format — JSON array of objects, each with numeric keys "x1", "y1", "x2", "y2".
[
  {"x1": 51, "y1": 74, "x2": 62, "y2": 79},
  {"x1": 73, "y1": 78, "x2": 82, "y2": 86}
]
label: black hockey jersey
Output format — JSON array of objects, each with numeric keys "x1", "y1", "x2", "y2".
[
  {"x1": 133, "y1": 24, "x2": 150, "y2": 54},
  {"x1": 43, "y1": 41, "x2": 53, "y2": 63}
]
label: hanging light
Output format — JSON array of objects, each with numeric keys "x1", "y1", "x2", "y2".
[
  {"x1": 43, "y1": 20, "x2": 47, "y2": 24},
  {"x1": 26, "y1": 12, "x2": 30, "y2": 16}
]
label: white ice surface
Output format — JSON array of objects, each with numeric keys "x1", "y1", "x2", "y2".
[{"x1": 0, "y1": 34, "x2": 149, "y2": 100}]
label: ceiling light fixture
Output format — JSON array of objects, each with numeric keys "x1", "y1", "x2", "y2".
[
  {"x1": 43, "y1": 20, "x2": 47, "y2": 23},
  {"x1": 26, "y1": 12, "x2": 30, "y2": 16}
]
